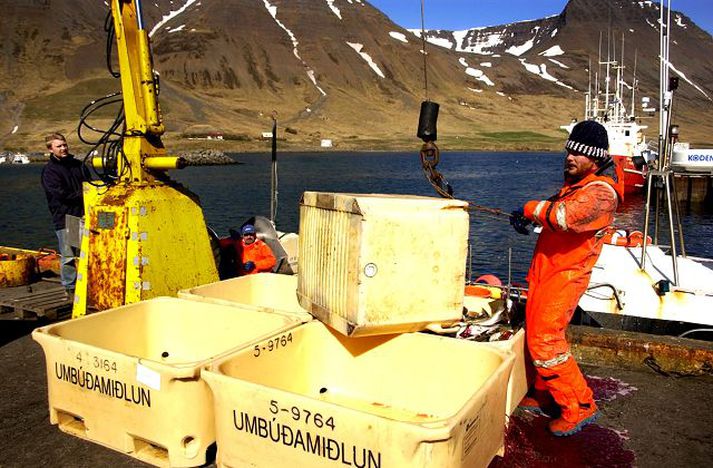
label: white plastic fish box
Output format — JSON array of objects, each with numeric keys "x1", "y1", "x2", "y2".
[
  {"x1": 462, "y1": 294, "x2": 531, "y2": 416},
  {"x1": 178, "y1": 273, "x2": 312, "y2": 322},
  {"x1": 203, "y1": 321, "x2": 515, "y2": 468},
  {"x1": 298, "y1": 192, "x2": 470, "y2": 337},
  {"x1": 31, "y1": 297, "x2": 303, "y2": 467},
  {"x1": 488, "y1": 329, "x2": 530, "y2": 416}
]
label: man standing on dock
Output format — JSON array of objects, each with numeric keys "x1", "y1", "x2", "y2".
[
  {"x1": 510, "y1": 121, "x2": 623, "y2": 436},
  {"x1": 40, "y1": 133, "x2": 85, "y2": 297}
]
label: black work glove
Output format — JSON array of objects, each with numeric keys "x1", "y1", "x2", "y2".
[
  {"x1": 243, "y1": 261, "x2": 256, "y2": 272},
  {"x1": 510, "y1": 209, "x2": 531, "y2": 235}
]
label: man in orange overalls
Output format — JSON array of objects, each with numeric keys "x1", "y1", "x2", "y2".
[
  {"x1": 510, "y1": 120, "x2": 623, "y2": 436},
  {"x1": 219, "y1": 224, "x2": 276, "y2": 276},
  {"x1": 237, "y1": 224, "x2": 276, "y2": 275}
]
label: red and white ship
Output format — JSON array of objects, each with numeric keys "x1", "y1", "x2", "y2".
[{"x1": 561, "y1": 37, "x2": 655, "y2": 194}]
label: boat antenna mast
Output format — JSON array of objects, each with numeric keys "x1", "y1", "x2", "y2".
[
  {"x1": 640, "y1": 0, "x2": 685, "y2": 285},
  {"x1": 631, "y1": 49, "x2": 638, "y2": 121}
]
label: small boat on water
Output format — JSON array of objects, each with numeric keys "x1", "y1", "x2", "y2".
[{"x1": 11, "y1": 153, "x2": 30, "y2": 164}]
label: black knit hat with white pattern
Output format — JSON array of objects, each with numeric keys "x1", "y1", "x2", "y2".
[{"x1": 565, "y1": 120, "x2": 609, "y2": 164}]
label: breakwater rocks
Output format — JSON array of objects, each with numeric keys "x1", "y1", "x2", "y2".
[{"x1": 178, "y1": 149, "x2": 238, "y2": 166}]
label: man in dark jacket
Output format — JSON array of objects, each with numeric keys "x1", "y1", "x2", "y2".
[{"x1": 41, "y1": 133, "x2": 85, "y2": 294}]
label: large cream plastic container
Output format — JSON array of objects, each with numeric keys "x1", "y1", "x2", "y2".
[
  {"x1": 298, "y1": 192, "x2": 469, "y2": 336},
  {"x1": 203, "y1": 321, "x2": 514, "y2": 468},
  {"x1": 462, "y1": 295, "x2": 531, "y2": 416},
  {"x1": 178, "y1": 273, "x2": 312, "y2": 321},
  {"x1": 31, "y1": 297, "x2": 302, "y2": 467},
  {"x1": 489, "y1": 329, "x2": 530, "y2": 416}
]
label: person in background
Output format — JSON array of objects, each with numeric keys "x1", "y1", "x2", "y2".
[
  {"x1": 40, "y1": 133, "x2": 85, "y2": 296},
  {"x1": 219, "y1": 224, "x2": 276, "y2": 277},
  {"x1": 510, "y1": 120, "x2": 623, "y2": 436}
]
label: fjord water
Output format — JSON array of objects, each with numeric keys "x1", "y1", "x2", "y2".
[{"x1": 2, "y1": 151, "x2": 712, "y2": 282}]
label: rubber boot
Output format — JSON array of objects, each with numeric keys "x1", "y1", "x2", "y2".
[
  {"x1": 548, "y1": 401, "x2": 600, "y2": 437},
  {"x1": 538, "y1": 357, "x2": 600, "y2": 436},
  {"x1": 518, "y1": 375, "x2": 559, "y2": 417}
]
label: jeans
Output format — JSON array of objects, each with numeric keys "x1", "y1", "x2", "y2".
[{"x1": 56, "y1": 228, "x2": 78, "y2": 290}]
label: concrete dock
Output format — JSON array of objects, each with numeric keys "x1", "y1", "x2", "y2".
[{"x1": 1, "y1": 323, "x2": 712, "y2": 467}]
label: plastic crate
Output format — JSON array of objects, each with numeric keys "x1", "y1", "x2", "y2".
[
  {"x1": 178, "y1": 273, "x2": 311, "y2": 322},
  {"x1": 489, "y1": 329, "x2": 530, "y2": 416},
  {"x1": 462, "y1": 294, "x2": 531, "y2": 417},
  {"x1": 203, "y1": 321, "x2": 514, "y2": 468},
  {"x1": 32, "y1": 297, "x2": 302, "y2": 467},
  {"x1": 298, "y1": 192, "x2": 469, "y2": 336}
]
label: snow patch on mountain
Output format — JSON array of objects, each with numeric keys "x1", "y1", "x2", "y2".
[
  {"x1": 454, "y1": 29, "x2": 505, "y2": 54},
  {"x1": 664, "y1": 59, "x2": 711, "y2": 101},
  {"x1": 263, "y1": 0, "x2": 326, "y2": 96},
  {"x1": 539, "y1": 45, "x2": 564, "y2": 57},
  {"x1": 520, "y1": 58, "x2": 573, "y2": 90},
  {"x1": 459, "y1": 57, "x2": 495, "y2": 86},
  {"x1": 389, "y1": 32, "x2": 408, "y2": 43},
  {"x1": 411, "y1": 28, "x2": 504, "y2": 55},
  {"x1": 149, "y1": 0, "x2": 198, "y2": 37},
  {"x1": 675, "y1": 15, "x2": 686, "y2": 28},
  {"x1": 548, "y1": 58, "x2": 569, "y2": 69},
  {"x1": 506, "y1": 38, "x2": 534, "y2": 56},
  {"x1": 168, "y1": 24, "x2": 186, "y2": 33},
  {"x1": 346, "y1": 42, "x2": 385, "y2": 78},
  {"x1": 414, "y1": 31, "x2": 454, "y2": 50},
  {"x1": 325, "y1": 1, "x2": 341, "y2": 20}
]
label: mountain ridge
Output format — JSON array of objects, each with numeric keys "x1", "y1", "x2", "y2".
[{"x1": 1, "y1": 0, "x2": 711, "y2": 152}]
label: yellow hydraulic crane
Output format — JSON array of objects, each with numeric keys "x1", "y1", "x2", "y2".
[{"x1": 72, "y1": 0, "x2": 219, "y2": 317}]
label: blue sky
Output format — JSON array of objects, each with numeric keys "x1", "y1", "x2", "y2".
[{"x1": 368, "y1": 1, "x2": 713, "y2": 35}]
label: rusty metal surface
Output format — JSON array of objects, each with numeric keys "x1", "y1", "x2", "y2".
[
  {"x1": 568, "y1": 324, "x2": 713, "y2": 375},
  {"x1": 87, "y1": 205, "x2": 128, "y2": 310},
  {"x1": 0, "y1": 249, "x2": 36, "y2": 287}
]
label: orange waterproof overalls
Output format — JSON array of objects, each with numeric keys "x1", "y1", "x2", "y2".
[
  {"x1": 218, "y1": 237, "x2": 276, "y2": 276},
  {"x1": 522, "y1": 171, "x2": 622, "y2": 421},
  {"x1": 239, "y1": 238, "x2": 276, "y2": 275}
]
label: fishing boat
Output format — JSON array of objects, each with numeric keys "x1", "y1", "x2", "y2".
[
  {"x1": 577, "y1": 1, "x2": 713, "y2": 340},
  {"x1": 11, "y1": 153, "x2": 30, "y2": 164},
  {"x1": 561, "y1": 34, "x2": 655, "y2": 195}
]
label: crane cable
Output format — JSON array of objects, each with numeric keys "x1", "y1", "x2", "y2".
[
  {"x1": 419, "y1": 0, "x2": 429, "y2": 101},
  {"x1": 416, "y1": 2, "x2": 511, "y2": 221}
]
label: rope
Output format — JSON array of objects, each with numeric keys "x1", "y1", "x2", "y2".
[{"x1": 419, "y1": 142, "x2": 513, "y2": 220}]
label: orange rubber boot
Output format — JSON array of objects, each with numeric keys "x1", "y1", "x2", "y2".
[
  {"x1": 538, "y1": 357, "x2": 600, "y2": 436},
  {"x1": 548, "y1": 401, "x2": 600, "y2": 437},
  {"x1": 518, "y1": 375, "x2": 559, "y2": 417}
]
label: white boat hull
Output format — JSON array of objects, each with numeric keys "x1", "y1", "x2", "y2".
[{"x1": 579, "y1": 244, "x2": 713, "y2": 330}]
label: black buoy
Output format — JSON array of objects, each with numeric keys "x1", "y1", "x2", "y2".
[{"x1": 417, "y1": 101, "x2": 439, "y2": 142}]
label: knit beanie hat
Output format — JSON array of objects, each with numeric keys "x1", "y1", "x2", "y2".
[{"x1": 565, "y1": 120, "x2": 609, "y2": 164}]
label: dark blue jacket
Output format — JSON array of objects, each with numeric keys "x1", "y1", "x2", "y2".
[{"x1": 41, "y1": 155, "x2": 85, "y2": 230}]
